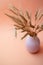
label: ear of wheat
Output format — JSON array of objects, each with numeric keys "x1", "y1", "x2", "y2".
[{"x1": 5, "y1": 6, "x2": 43, "y2": 39}]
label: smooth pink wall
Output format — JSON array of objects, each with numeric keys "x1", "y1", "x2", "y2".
[{"x1": 0, "y1": 0, "x2": 43, "y2": 65}]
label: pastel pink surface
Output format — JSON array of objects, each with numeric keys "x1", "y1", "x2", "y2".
[{"x1": 0, "y1": 0, "x2": 43, "y2": 65}]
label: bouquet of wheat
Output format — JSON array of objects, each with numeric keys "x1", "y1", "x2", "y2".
[{"x1": 5, "y1": 5, "x2": 43, "y2": 53}]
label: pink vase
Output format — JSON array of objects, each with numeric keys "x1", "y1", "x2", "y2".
[{"x1": 25, "y1": 35, "x2": 40, "y2": 54}]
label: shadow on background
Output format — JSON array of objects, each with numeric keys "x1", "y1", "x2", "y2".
[{"x1": 38, "y1": 42, "x2": 43, "y2": 54}]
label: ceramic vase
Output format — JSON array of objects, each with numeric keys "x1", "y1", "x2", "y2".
[{"x1": 25, "y1": 35, "x2": 40, "y2": 53}]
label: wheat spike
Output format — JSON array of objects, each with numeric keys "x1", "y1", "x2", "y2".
[
  {"x1": 15, "y1": 28, "x2": 17, "y2": 37},
  {"x1": 9, "y1": 9, "x2": 17, "y2": 15},
  {"x1": 35, "y1": 9, "x2": 39, "y2": 20}
]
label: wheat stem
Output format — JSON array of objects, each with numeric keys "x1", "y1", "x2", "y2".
[
  {"x1": 21, "y1": 33, "x2": 28, "y2": 39},
  {"x1": 39, "y1": 14, "x2": 43, "y2": 20}
]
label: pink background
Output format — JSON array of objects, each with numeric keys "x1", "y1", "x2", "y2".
[{"x1": 0, "y1": 0, "x2": 43, "y2": 65}]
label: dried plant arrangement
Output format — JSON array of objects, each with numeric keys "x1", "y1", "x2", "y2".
[
  {"x1": 5, "y1": 5, "x2": 43, "y2": 53},
  {"x1": 5, "y1": 6, "x2": 43, "y2": 40}
]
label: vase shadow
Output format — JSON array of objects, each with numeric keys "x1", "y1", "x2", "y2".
[{"x1": 34, "y1": 42, "x2": 43, "y2": 55}]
